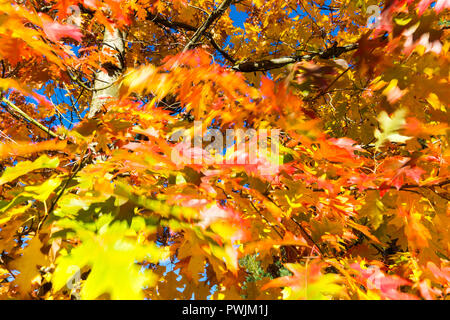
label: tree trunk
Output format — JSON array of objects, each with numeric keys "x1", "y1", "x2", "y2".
[{"x1": 88, "y1": 26, "x2": 126, "y2": 118}]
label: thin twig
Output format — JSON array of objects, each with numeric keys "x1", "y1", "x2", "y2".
[
  {"x1": 1, "y1": 98, "x2": 63, "y2": 140},
  {"x1": 183, "y1": 0, "x2": 234, "y2": 52},
  {"x1": 37, "y1": 149, "x2": 89, "y2": 233},
  {"x1": 231, "y1": 43, "x2": 358, "y2": 72}
]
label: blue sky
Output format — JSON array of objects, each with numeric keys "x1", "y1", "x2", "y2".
[
  {"x1": 27, "y1": 3, "x2": 339, "y2": 130},
  {"x1": 28, "y1": 6, "x2": 252, "y2": 130}
]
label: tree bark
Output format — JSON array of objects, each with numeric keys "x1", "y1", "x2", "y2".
[{"x1": 88, "y1": 26, "x2": 126, "y2": 118}]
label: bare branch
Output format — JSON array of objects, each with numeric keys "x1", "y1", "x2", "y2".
[
  {"x1": 1, "y1": 98, "x2": 63, "y2": 140},
  {"x1": 146, "y1": 11, "x2": 359, "y2": 73},
  {"x1": 146, "y1": 12, "x2": 197, "y2": 32},
  {"x1": 146, "y1": 12, "x2": 235, "y2": 63},
  {"x1": 232, "y1": 43, "x2": 359, "y2": 73},
  {"x1": 182, "y1": 0, "x2": 234, "y2": 52}
]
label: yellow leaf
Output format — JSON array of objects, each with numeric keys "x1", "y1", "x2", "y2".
[{"x1": 10, "y1": 235, "x2": 48, "y2": 297}]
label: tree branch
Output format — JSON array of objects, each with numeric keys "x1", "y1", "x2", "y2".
[
  {"x1": 231, "y1": 43, "x2": 359, "y2": 72},
  {"x1": 182, "y1": 0, "x2": 234, "y2": 52},
  {"x1": 311, "y1": 179, "x2": 450, "y2": 194},
  {"x1": 1, "y1": 98, "x2": 62, "y2": 140},
  {"x1": 146, "y1": 12, "x2": 197, "y2": 32},
  {"x1": 146, "y1": 12, "x2": 235, "y2": 63},
  {"x1": 147, "y1": 10, "x2": 360, "y2": 74},
  {"x1": 88, "y1": 26, "x2": 127, "y2": 118},
  {"x1": 205, "y1": 33, "x2": 236, "y2": 64}
]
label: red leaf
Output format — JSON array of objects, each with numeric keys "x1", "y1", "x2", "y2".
[
  {"x1": 42, "y1": 21, "x2": 83, "y2": 42},
  {"x1": 351, "y1": 263, "x2": 419, "y2": 300}
]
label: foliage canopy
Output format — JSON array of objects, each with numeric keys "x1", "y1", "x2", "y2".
[{"x1": 0, "y1": 0, "x2": 449, "y2": 300}]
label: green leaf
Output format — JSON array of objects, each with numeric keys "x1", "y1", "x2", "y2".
[
  {"x1": 394, "y1": 16, "x2": 412, "y2": 26},
  {"x1": 53, "y1": 194, "x2": 91, "y2": 218},
  {"x1": 53, "y1": 217, "x2": 168, "y2": 300},
  {"x1": 23, "y1": 177, "x2": 62, "y2": 202},
  {"x1": 374, "y1": 109, "x2": 411, "y2": 150},
  {"x1": 359, "y1": 191, "x2": 385, "y2": 230},
  {"x1": 0, "y1": 155, "x2": 59, "y2": 186},
  {"x1": 0, "y1": 195, "x2": 32, "y2": 213},
  {"x1": 0, "y1": 203, "x2": 31, "y2": 224},
  {"x1": 114, "y1": 182, "x2": 198, "y2": 220},
  {"x1": 175, "y1": 173, "x2": 186, "y2": 185},
  {"x1": 0, "y1": 177, "x2": 61, "y2": 219}
]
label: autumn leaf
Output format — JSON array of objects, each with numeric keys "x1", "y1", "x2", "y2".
[
  {"x1": 351, "y1": 263, "x2": 419, "y2": 300},
  {"x1": 374, "y1": 109, "x2": 411, "y2": 150},
  {"x1": 262, "y1": 263, "x2": 343, "y2": 300},
  {"x1": 53, "y1": 217, "x2": 168, "y2": 300},
  {"x1": 9, "y1": 236, "x2": 49, "y2": 297},
  {"x1": 42, "y1": 20, "x2": 83, "y2": 42},
  {"x1": 0, "y1": 155, "x2": 59, "y2": 186},
  {"x1": 0, "y1": 0, "x2": 448, "y2": 301}
]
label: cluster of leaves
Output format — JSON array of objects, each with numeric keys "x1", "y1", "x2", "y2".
[{"x1": 0, "y1": 0, "x2": 449, "y2": 300}]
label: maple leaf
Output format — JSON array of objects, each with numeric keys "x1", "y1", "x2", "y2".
[
  {"x1": 351, "y1": 263, "x2": 418, "y2": 300},
  {"x1": 418, "y1": 0, "x2": 450, "y2": 15},
  {"x1": 374, "y1": 108, "x2": 411, "y2": 150},
  {"x1": 262, "y1": 263, "x2": 343, "y2": 300},
  {"x1": 9, "y1": 236, "x2": 49, "y2": 297},
  {"x1": 0, "y1": 155, "x2": 59, "y2": 186},
  {"x1": 426, "y1": 262, "x2": 450, "y2": 285},
  {"x1": 0, "y1": 0, "x2": 449, "y2": 301},
  {"x1": 417, "y1": 0, "x2": 435, "y2": 15},
  {"x1": 434, "y1": 0, "x2": 450, "y2": 13},
  {"x1": 41, "y1": 20, "x2": 83, "y2": 42},
  {"x1": 199, "y1": 203, "x2": 250, "y2": 243},
  {"x1": 53, "y1": 217, "x2": 168, "y2": 300},
  {"x1": 328, "y1": 138, "x2": 363, "y2": 155}
]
